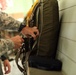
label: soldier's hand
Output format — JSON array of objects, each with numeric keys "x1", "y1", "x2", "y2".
[
  {"x1": 21, "y1": 26, "x2": 39, "y2": 40},
  {"x1": 3, "y1": 59, "x2": 11, "y2": 74},
  {"x1": 10, "y1": 35, "x2": 24, "y2": 49}
]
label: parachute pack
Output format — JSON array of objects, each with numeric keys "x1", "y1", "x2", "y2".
[{"x1": 15, "y1": 0, "x2": 62, "y2": 75}]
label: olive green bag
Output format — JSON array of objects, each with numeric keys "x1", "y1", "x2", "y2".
[{"x1": 26, "y1": 0, "x2": 60, "y2": 58}]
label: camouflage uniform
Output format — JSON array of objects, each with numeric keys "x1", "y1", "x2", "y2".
[
  {"x1": 0, "y1": 11, "x2": 21, "y2": 75},
  {"x1": 0, "y1": 11, "x2": 21, "y2": 56}
]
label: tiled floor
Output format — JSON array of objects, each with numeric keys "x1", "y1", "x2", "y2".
[{"x1": 2, "y1": 60, "x2": 63, "y2": 75}]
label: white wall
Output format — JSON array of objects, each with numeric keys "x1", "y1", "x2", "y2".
[
  {"x1": 57, "y1": 0, "x2": 76, "y2": 75},
  {"x1": 3, "y1": 0, "x2": 33, "y2": 15}
]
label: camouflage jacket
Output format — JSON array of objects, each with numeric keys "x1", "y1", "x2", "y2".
[{"x1": 0, "y1": 11, "x2": 21, "y2": 56}]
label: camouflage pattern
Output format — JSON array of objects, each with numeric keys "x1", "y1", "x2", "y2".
[
  {"x1": 0, "y1": 11, "x2": 21, "y2": 56},
  {"x1": 0, "y1": 12, "x2": 21, "y2": 31}
]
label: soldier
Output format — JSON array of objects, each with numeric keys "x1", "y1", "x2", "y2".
[{"x1": 0, "y1": 11, "x2": 39, "y2": 75}]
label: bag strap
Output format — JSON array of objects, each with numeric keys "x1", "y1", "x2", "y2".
[
  {"x1": 15, "y1": 49, "x2": 24, "y2": 72},
  {"x1": 36, "y1": 0, "x2": 44, "y2": 55}
]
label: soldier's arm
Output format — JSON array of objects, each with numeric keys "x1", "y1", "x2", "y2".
[
  {"x1": 0, "y1": 12, "x2": 25, "y2": 56},
  {"x1": 0, "y1": 11, "x2": 21, "y2": 31},
  {"x1": 0, "y1": 39, "x2": 14, "y2": 56}
]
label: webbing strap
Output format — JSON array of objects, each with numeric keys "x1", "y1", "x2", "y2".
[
  {"x1": 26, "y1": 0, "x2": 39, "y2": 26},
  {"x1": 15, "y1": 49, "x2": 24, "y2": 72},
  {"x1": 37, "y1": 0, "x2": 43, "y2": 55}
]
